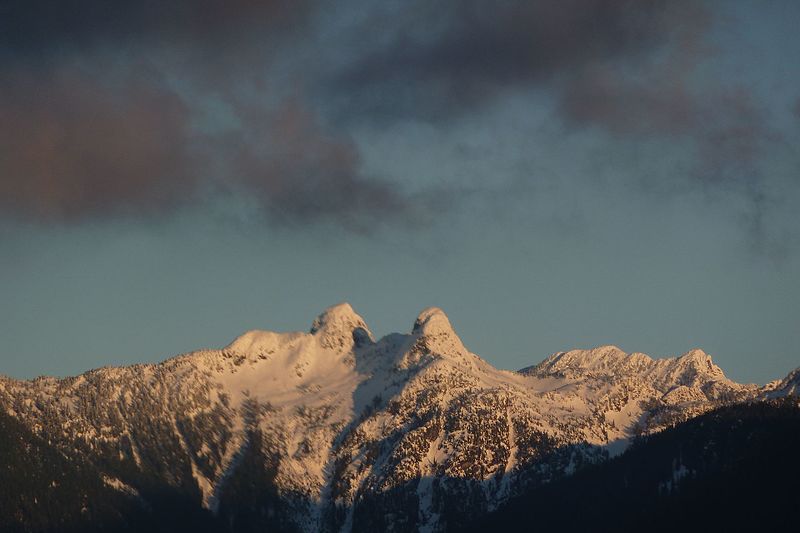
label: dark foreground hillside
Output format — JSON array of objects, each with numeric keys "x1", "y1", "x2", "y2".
[
  {"x1": 2, "y1": 397, "x2": 799, "y2": 532},
  {"x1": 0, "y1": 411, "x2": 219, "y2": 533},
  {"x1": 469, "y1": 397, "x2": 800, "y2": 533}
]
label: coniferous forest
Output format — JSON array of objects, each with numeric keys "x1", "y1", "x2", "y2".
[{"x1": 2, "y1": 397, "x2": 798, "y2": 532}]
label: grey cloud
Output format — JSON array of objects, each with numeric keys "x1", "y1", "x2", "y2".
[
  {"x1": 0, "y1": 63, "x2": 195, "y2": 221},
  {"x1": 0, "y1": 0, "x2": 793, "y2": 242},
  {"x1": 558, "y1": 56, "x2": 790, "y2": 253},
  {"x1": 0, "y1": 0, "x2": 418, "y2": 230},
  {"x1": 0, "y1": 0, "x2": 311, "y2": 58},
  {"x1": 325, "y1": 0, "x2": 793, "y2": 247},
  {"x1": 222, "y1": 98, "x2": 411, "y2": 231},
  {"x1": 558, "y1": 64, "x2": 698, "y2": 137},
  {"x1": 558, "y1": 64, "x2": 776, "y2": 183},
  {"x1": 557, "y1": 46, "x2": 781, "y2": 232},
  {"x1": 330, "y1": 0, "x2": 705, "y2": 121},
  {"x1": 0, "y1": 64, "x2": 412, "y2": 228}
]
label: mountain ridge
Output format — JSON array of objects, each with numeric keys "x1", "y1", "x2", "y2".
[
  {"x1": 0, "y1": 303, "x2": 796, "y2": 532},
  {"x1": 1, "y1": 303, "x2": 781, "y2": 387}
]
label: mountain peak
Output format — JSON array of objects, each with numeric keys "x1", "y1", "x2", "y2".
[
  {"x1": 768, "y1": 367, "x2": 800, "y2": 398},
  {"x1": 310, "y1": 302, "x2": 362, "y2": 331},
  {"x1": 526, "y1": 345, "x2": 642, "y2": 377},
  {"x1": 680, "y1": 348, "x2": 710, "y2": 361},
  {"x1": 310, "y1": 303, "x2": 373, "y2": 349},
  {"x1": 675, "y1": 348, "x2": 722, "y2": 375},
  {"x1": 412, "y1": 307, "x2": 455, "y2": 336}
]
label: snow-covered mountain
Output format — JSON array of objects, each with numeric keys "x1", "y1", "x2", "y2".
[
  {"x1": 0, "y1": 304, "x2": 794, "y2": 532},
  {"x1": 764, "y1": 367, "x2": 800, "y2": 398}
]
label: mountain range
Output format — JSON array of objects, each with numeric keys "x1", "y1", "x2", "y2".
[{"x1": 0, "y1": 303, "x2": 797, "y2": 532}]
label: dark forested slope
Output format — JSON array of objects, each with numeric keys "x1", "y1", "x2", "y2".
[
  {"x1": 0, "y1": 411, "x2": 220, "y2": 533},
  {"x1": 469, "y1": 397, "x2": 800, "y2": 532}
]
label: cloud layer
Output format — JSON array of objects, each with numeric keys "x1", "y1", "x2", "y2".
[
  {"x1": 333, "y1": 0, "x2": 701, "y2": 119},
  {"x1": 0, "y1": 0, "x2": 796, "y2": 241},
  {"x1": 0, "y1": 0, "x2": 409, "y2": 228},
  {"x1": 0, "y1": 63, "x2": 193, "y2": 220}
]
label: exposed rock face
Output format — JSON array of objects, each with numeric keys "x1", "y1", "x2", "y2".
[{"x1": 0, "y1": 305, "x2": 793, "y2": 532}]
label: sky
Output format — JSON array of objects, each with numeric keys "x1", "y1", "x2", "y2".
[{"x1": 1, "y1": 0, "x2": 799, "y2": 384}]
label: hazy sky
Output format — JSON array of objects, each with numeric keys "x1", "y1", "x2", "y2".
[{"x1": 1, "y1": 1, "x2": 799, "y2": 384}]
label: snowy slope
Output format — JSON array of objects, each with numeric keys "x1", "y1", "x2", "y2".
[
  {"x1": 0, "y1": 303, "x2": 794, "y2": 532},
  {"x1": 764, "y1": 367, "x2": 800, "y2": 398}
]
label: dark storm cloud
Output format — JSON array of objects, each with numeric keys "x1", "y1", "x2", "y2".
[
  {"x1": 0, "y1": 63, "x2": 195, "y2": 221},
  {"x1": 329, "y1": 0, "x2": 792, "y2": 247},
  {"x1": 332, "y1": 0, "x2": 706, "y2": 120},
  {"x1": 0, "y1": 0, "x2": 413, "y2": 228},
  {"x1": 0, "y1": 0, "x2": 793, "y2": 238},
  {"x1": 0, "y1": 0, "x2": 317, "y2": 94},
  {"x1": 223, "y1": 98, "x2": 408, "y2": 230},
  {"x1": 0, "y1": 62, "x2": 408, "y2": 226},
  {"x1": 0, "y1": 0, "x2": 308, "y2": 56}
]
